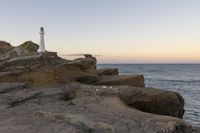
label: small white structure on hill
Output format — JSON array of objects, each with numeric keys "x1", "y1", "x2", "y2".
[{"x1": 37, "y1": 27, "x2": 46, "y2": 52}]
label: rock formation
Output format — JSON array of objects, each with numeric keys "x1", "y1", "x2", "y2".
[
  {"x1": 0, "y1": 41, "x2": 142, "y2": 87},
  {"x1": 0, "y1": 82, "x2": 198, "y2": 133},
  {"x1": 97, "y1": 68, "x2": 119, "y2": 76},
  {"x1": 0, "y1": 42, "x2": 97, "y2": 86},
  {"x1": 19, "y1": 41, "x2": 39, "y2": 52},
  {"x1": 0, "y1": 41, "x2": 199, "y2": 133},
  {"x1": 0, "y1": 41, "x2": 14, "y2": 55},
  {"x1": 95, "y1": 75, "x2": 145, "y2": 87}
]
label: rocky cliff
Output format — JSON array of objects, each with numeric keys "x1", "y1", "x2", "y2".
[{"x1": 0, "y1": 41, "x2": 199, "y2": 133}]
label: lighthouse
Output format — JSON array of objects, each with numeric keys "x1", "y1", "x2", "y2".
[{"x1": 38, "y1": 27, "x2": 46, "y2": 52}]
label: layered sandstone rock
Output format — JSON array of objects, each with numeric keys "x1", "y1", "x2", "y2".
[
  {"x1": 0, "y1": 41, "x2": 39, "y2": 62},
  {"x1": 0, "y1": 54, "x2": 97, "y2": 86},
  {"x1": 119, "y1": 86, "x2": 185, "y2": 118},
  {"x1": 0, "y1": 82, "x2": 198, "y2": 133},
  {"x1": 2, "y1": 42, "x2": 143, "y2": 87},
  {"x1": 0, "y1": 43, "x2": 97, "y2": 86},
  {"x1": 97, "y1": 68, "x2": 119, "y2": 76},
  {"x1": 0, "y1": 41, "x2": 199, "y2": 132},
  {"x1": 63, "y1": 83, "x2": 184, "y2": 118},
  {"x1": 0, "y1": 42, "x2": 143, "y2": 87},
  {"x1": 96, "y1": 75, "x2": 145, "y2": 87}
]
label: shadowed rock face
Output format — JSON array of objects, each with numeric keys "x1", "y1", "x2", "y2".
[
  {"x1": 0, "y1": 82, "x2": 198, "y2": 133},
  {"x1": 0, "y1": 41, "x2": 13, "y2": 55},
  {"x1": 97, "y1": 68, "x2": 119, "y2": 76},
  {"x1": 75, "y1": 74, "x2": 145, "y2": 87},
  {"x1": 119, "y1": 86, "x2": 185, "y2": 118},
  {"x1": 96, "y1": 75, "x2": 145, "y2": 87}
]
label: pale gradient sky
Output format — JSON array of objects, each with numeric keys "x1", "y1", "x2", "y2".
[{"x1": 0, "y1": 0, "x2": 200, "y2": 63}]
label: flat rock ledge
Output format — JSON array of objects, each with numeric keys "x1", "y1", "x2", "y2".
[
  {"x1": 0, "y1": 82, "x2": 199, "y2": 133},
  {"x1": 97, "y1": 68, "x2": 119, "y2": 76},
  {"x1": 95, "y1": 75, "x2": 145, "y2": 87}
]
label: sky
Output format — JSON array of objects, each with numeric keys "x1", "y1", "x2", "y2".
[{"x1": 0, "y1": 0, "x2": 200, "y2": 63}]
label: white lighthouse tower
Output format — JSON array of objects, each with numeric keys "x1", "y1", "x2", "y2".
[{"x1": 37, "y1": 27, "x2": 46, "y2": 52}]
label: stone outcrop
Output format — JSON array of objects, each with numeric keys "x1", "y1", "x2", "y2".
[
  {"x1": 0, "y1": 41, "x2": 13, "y2": 55},
  {"x1": 119, "y1": 86, "x2": 185, "y2": 118},
  {"x1": 0, "y1": 55, "x2": 97, "y2": 86},
  {"x1": 74, "y1": 74, "x2": 145, "y2": 87},
  {"x1": 96, "y1": 75, "x2": 145, "y2": 87},
  {"x1": 97, "y1": 68, "x2": 119, "y2": 76},
  {"x1": 0, "y1": 44, "x2": 97, "y2": 86},
  {"x1": 0, "y1": 42, "x2": 143, "y2": 87},
  {"x1": 0, "y1": 41, "x2": 199, "y2": 132},
  {"x1": 68, "y1": 54, "x2": 97, "y2": 74},
  {"x1": 63, "y1": 83, "x2": 184, "y2": 118},
  {"x1": 0, "y1": 42, "x2": 97, "y2": 85},
  {"x1": 0, "y1": 82, "x2": 198, "y2": 133},
  {"x1": 19, "y1": 41, "x2": 39, "y2": 52},
  {"x1": 0, "y1": 41, "x2": 39, "y2": 62},
  {"x1": 75, "y1": 74, "x2": 99, "y2": 84},
  {"x1": 36, "y1": 111, "x2": 115, "y2": 133},
  {"x1": 0, "y1": 52, "x2": 64, "y2": 71}
]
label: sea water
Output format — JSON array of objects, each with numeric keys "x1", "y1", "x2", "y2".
[{"x1": 97, "y1": 64, "x2": 200, "y2": 127}]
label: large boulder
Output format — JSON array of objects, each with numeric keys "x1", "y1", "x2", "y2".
[
  {"x1": 119, "y1": 86, "x2": 185, "y2": 118},
  {"x1": 97, "y1": 68, "x2": 119, "y2": 76},
  {"x1": 96, "y1": 75, "x2": 145, "y2": 87}
]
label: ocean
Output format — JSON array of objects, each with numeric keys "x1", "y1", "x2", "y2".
[{"x1": 97, "y1": 64, "x2": 200, "y2": 127}]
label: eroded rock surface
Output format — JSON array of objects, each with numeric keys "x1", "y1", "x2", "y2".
[
  {"x1": 0, "y1": 42, "x2": 97, "y2": 86},
  {"x1": 0, "y1": 41, "x2": 199, "y2": 132},
  {"x1": 0, "y1": 82, "x2": 198, "y2": 133},
  {"x1": 96, "y1": 75, "x2": 145, "y2": 87},
  {"x1": 64, "y1": 83, "x2": 184, "y2": 118},
  {"x1": 97, "y1": 68, "x2": 119, "y2": 76},
  {"x1": 0, "y1": 42, "x2": 143, "y2": 87}
]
